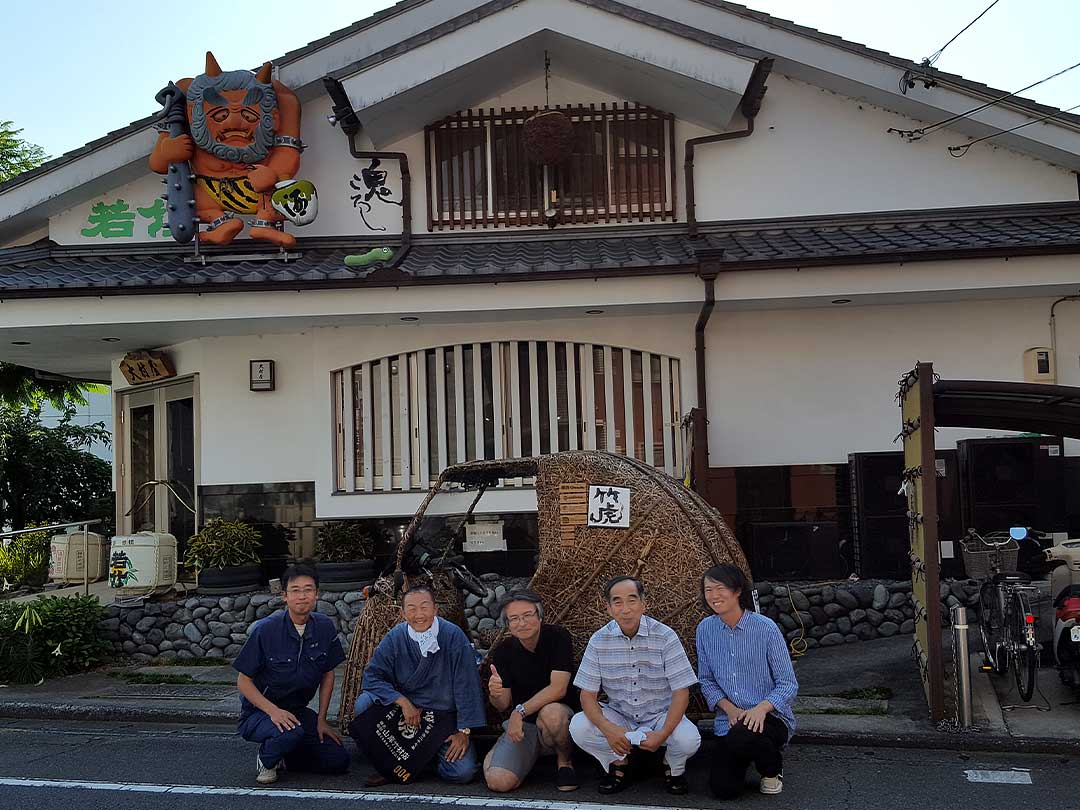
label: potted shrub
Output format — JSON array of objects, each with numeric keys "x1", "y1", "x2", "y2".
[
  {"x1": 184, "y1": 518, "x2": 262, "y2": 594},
  {"x1": 315, "y1": 521, "x2": 378, "y2": 589}
]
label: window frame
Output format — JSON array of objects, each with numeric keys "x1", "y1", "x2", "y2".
[{"x1": 425, "y1": 103, "x2": 677, "y2": 230}]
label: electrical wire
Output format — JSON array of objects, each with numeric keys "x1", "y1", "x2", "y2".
[
  {"x1": 948, "y1": 100, "x2": 1080, "y2": 156},
  {"x1": 923, "y1": 0, "x2": 1004, "y2": 67},
  {"x1": 890, "y1": 58, "x2": 1080, "y2": 141}
]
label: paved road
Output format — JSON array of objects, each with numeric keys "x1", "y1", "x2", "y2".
[{"x1": 0, "y1": 719, "x2": 1072, "y2": 809}]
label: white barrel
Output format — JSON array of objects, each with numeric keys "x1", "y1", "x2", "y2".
[
  {"x1": 108, "y1": 532, "x2": 178, "y2": 594},
  {"x1": 49, "y1": 532, "x2": 109, "y2": 583}
]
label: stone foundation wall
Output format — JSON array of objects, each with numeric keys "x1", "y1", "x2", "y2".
[
  {"x1": 97, "y1": 578, "x2": 980, "y2": 664},
  {"x1": 754, "y1": 578, "x2": 980, "y2": 648},
  {"x1": 99, "y1": 589, "x2": 366, "y2": 664}
]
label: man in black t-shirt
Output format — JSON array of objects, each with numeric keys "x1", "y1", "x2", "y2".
[{"x1": 484, "y1": 590, "x2": 580, "y2": 793}]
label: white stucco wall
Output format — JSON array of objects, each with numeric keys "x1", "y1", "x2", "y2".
[
  {"x1": 107, "y1": 313, "x2": 697, "y2": 519},
  {"x1": 111, "y1": 334, "x2": 321, "y2": 486},
  {"x1": 706, "y1": 295, "x2": 1080, "y2": 468},
  {"x1": 686, "y1": 74, "x2": 1077, "y2": 223}
]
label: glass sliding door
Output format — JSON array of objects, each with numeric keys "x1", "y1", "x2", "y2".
[{"x1": 119, "y1": 380, "x2": 198, "y2": 559}]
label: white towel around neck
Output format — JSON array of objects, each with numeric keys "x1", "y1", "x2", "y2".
[{"x1": 407, "y1": 616, "x2": 441, "y2": 657}]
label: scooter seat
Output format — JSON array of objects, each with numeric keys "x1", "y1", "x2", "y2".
[{"x1": 992, "y1": 571, "x2": 1031, "y2": 585}]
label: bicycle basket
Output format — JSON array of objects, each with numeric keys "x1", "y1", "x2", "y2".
[{"x1": 960, "y1": 535, "x2": 1019, "y2": 579}]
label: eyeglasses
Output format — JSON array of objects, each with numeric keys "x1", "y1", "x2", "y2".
[
  {"x1": 286, "y1": 586, "x2": 317, "y2": 596},
  {"x1": 506, "y1": 610, "x2": 539, "y2": 626}
]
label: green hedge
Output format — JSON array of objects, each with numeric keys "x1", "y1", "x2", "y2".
[
  {"x1": 0, "y1": 595, "x2": 109, "y2": 683},
  {"x1": 0, "y1": 528, "x2": 50, "y2": 587}
]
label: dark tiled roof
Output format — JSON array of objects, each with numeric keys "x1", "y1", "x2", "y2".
[
  {"x1": 2, "y1": 203, "x2": 1079, "y2": 298},
  {"x1": 2, "y1": 0, "x2": 1078, "y2": 197},
  {"x1": 697, "y1": 203, "x2": 1080, "y2": 266}
]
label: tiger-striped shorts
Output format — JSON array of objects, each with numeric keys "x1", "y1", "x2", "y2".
[{"x1": 196, "y1": 175, "x2": 261, "y2": 215}]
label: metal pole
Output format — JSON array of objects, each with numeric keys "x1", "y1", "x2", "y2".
[
  {"x1": 952, "y1": 604, "x2": 973, "y2": 728},
  {"x1": 82, "y1": 523, "x2": 89, "y2": 597}
]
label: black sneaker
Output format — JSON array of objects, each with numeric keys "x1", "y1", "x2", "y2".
[
  {"x1": 665, "y1": 770, "x2": 689, "y2": 795},
  {"x1": 598, "y1": 763, "x2": 630, "y2": 795},
  {"x1": 556, "y1": 766, "x2": 579, "y2": 792}
]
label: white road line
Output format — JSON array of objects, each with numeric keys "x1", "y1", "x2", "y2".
[
  {"x1": 963, "y1": 770, "x2": 1033, "y2": 784},
  {"x1": 0, "y1": 777, "x2": 672, "y2": 809}
]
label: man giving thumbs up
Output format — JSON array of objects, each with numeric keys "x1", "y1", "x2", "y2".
[{"x1": 483, "y1": 590, "x2": 580, "y2": 793}]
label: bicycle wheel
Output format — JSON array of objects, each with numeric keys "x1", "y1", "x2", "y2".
[
  {"x1": 1011, "y1": 591, "x2": 1037, "y2": 702},
  {"x1": 979, "y1": 582, "x2": 1006, "y2": 674}
]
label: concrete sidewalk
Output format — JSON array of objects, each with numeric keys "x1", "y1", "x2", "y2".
[{"x1": 1, "y1": 636, "x2": 1076, "y2": 755}]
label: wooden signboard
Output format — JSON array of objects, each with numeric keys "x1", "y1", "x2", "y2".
[
  {"x1": 899, "y1": 361, "x2": 944, "y2": 722},
  {"x1": 559, "y1": 483, "x2": 589, "y2": 546},
  {"x1": 119, "y1": 351, "x2": 176, "y2": 386}
]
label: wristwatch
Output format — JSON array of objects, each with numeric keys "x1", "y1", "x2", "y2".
[
  {"x1": 458, "y1": 727, "x2": 471, "y2": 736},
  {"x1": 514, "y1": 703, "x2": 528, "y2": 719}
]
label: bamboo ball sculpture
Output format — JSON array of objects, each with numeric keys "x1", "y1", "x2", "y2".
[{"x1": 523, "y1": 110, "x2": 575, "y2": 164}]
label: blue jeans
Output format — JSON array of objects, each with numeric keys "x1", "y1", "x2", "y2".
[
  {"x1": 239, "y1": 706, "x2": 350, "y2": 774},
  {"x1": 353, "y1": 691, "x2": 478, "y2": 784}
]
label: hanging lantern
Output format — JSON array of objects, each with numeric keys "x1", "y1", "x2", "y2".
[{"x1": 522, "y1": 109, "x2": 574, "y2": 165}]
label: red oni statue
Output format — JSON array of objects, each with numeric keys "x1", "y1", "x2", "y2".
[{"x1": 149, "y1": 52, "x2": 317, "y2": 248}]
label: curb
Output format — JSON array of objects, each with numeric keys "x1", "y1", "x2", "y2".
[
  {"x1": 0, "y1": 701, "x2": 240, "y2": 726},
  {"x1": 791, "y1": 728, "x2": 1080, "y2": 756},
  {"x1": 2, "y1": 700, "x2": 1077, "y2": 756}
]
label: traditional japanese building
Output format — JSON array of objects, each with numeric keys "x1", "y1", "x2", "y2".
[{"x1": 2, "y1": 0, "x2": 1079, "y2": 574}]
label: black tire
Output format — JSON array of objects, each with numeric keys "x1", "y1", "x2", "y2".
[
  {"x1": 979, "y1": 582, "x2": 1006, "y2": 674},
  {"x1": 197, "y1": 563, "x2": 262, "y2": 595},
  {"x1": 318, "y1": 560, "x2": 376, "y2": 587},
  {"x1": 1011, "y1": 591, "x2": 1037, "y2": 702}
]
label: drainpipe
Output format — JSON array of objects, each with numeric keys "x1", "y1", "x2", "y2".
[
  {"x1": 1050, "y1": 294, "x2": 1080, "y2": 379},
  {"x1": 323, "y1": 76, "x2": 412, "y2": 269},
  {"x1": 685, "y1": 58, "x2": 773, "y2": 239},
  {"x1": 691, "y1": 263, "x2": 720, "y2": 492}
]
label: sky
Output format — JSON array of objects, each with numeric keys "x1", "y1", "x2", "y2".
[{"x1": 1, "y1": 0, "x2": 1078, "y2": 160}]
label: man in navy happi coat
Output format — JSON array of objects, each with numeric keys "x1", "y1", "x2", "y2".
[{"x1": 353, "y1": 585, "x2": 485, "y2": 784}]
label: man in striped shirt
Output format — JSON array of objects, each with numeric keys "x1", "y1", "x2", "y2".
[
  {"x1": 569, "y1": 576, "x2": 701, "y2": 795},
  {"x1": 696, "y1": 564, "x2": 798, "y2": 798}
]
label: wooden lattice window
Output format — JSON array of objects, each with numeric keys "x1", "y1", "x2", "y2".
[{"x1": 425, "y1": 103, "x2": 676, "y2": 230}]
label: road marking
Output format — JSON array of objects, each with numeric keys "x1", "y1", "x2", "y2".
[
  {"x1": 0, "y1": 777, "x2": 672, "y2": 809},
  {"x1": 963, "y1": 770, "x2": 1033, "y2": 784}
]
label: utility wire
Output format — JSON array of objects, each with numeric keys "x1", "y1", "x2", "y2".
[
  {"x1": 923, "y1": 0, "x2": 1003, "y2": 67},
  {"x1": 890, "y1": 58, "x2": 1080, "y2": 141},
  {"x1": 948, "y1": 100, "x2": 1080, "y2": 156}
]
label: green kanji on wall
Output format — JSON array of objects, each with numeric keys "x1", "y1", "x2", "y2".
[
  {"x1": 80, "y1": 200, "x2": 136, "y2": 238},
  {"x1": 136, "y1": 199, "x2": 171, "y2": 238}
]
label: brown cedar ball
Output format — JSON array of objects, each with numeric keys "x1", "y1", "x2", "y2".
[{"x1": 522, "y1": 110, "x2": 575, "y2": 164}]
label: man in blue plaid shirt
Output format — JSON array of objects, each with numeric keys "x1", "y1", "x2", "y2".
[{"x1": 569, "y1": 576, "x2": 701, "y2": 795}]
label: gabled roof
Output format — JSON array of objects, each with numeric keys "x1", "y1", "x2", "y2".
[
  {"x1": 2, "y1": 202, "x2": 1078, "y2": 299},
  {"x1": 2, "y1": 0, "x2": 1078, "y2": 199}
]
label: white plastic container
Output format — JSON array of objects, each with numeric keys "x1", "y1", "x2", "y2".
[
  {"x1": 49, "y1": 531, "x2": 109, "y2": 583},
  {"x1": 108, "y1": 532, "x2": 178, "y2": 594}
]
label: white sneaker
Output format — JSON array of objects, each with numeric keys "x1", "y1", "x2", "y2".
[
  {"x1": 760, "y1": 774, "x2": 783, "y2": 794},
  {"x1": 256, "y1": 752, "x2": 282, "y2": 785}
]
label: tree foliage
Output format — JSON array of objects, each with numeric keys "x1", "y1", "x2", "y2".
[
  {"x1": 0, "y1": 364, "x2": 106, "y2": 410},
  {"x1": 0, "y1": 406, "x2": 113, "y2": 532},
  {"x1": 0, "y1": 120, "x2": 46, "y2": 183}
]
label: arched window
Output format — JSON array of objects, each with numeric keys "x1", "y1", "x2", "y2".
[{"x1": 332, "y1": 342, "x2": 683, "y2": 493}]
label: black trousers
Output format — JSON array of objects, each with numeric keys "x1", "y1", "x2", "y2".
[{"x1": 709, "y1": 714, "x2": 789, "y2": 799}]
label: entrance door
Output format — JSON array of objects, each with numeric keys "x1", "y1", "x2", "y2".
[{"x1": 118, "y1": 380, "x2": 198, "y2": 559}]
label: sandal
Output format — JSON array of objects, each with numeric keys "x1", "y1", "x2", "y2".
[
  {"x1": 598, "y1": 762, "x2": 630, "y2": 795},
  {"x1": 665, "y1": 768, "x2": 689, "y2": 795}
]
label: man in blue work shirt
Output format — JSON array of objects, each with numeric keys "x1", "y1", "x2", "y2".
[{"x1": 234, "y1": 563, "x2": 349, "y2": 784}]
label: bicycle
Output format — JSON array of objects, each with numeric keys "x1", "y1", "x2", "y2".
[{"x1": 961, "y1": 527, "x2": 1042, "y2": 702}]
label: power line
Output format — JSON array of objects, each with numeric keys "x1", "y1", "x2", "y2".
[
  {"x1": 889, "y1": 58, "x2": 1080, "y2": 141},
  {"x1": 924, "y1": 0, "x2": 1003, "y2": 67},
  {"x1": 948, "y1": 100, "x2": 1080, "y2": 157},
  {"x1": 900, "y1": 0, "x2": 1004, "y2": 94}
]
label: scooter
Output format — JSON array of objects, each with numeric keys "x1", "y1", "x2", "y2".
[{"x1": 1045, "y1": 539, "x2": 1080, "y2": 691}]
